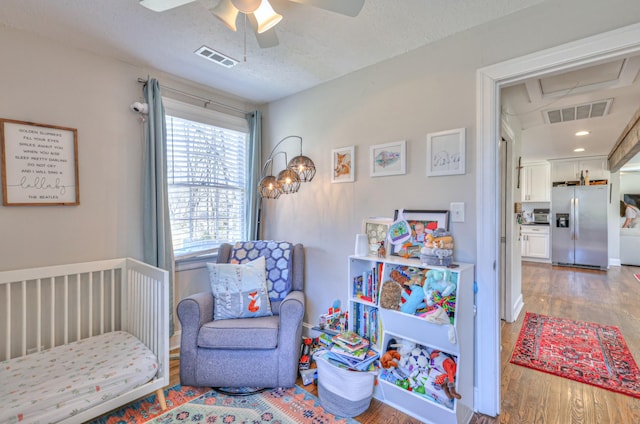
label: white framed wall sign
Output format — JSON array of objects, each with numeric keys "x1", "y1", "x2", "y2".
[
  {"x1": 1, "y1": 119, "x2": 79, "y2": 206},
  {"x1": 426, "y1": 128, "x2": 466, "y2": 177}
]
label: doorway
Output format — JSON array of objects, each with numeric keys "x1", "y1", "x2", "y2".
[{"x1": 475, "y1": 23, "x2": 640, "y2": 416}]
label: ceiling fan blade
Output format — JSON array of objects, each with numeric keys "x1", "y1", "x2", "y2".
[
  {"x1": 139, "y1": 0, "x2": 196, "y2": 12},
  {"x1": 247, "y1": 14, "x2": 280, "y2": 48},
  {"x1": 287, "y1": 0, "x2": 364, "y2": 17}
]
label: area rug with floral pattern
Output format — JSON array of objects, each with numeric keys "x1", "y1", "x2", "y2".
[
  {"x1": 510, "y1": 312, "x2": 640, "y2": 399},
  {"x1": 91, "y1": 384, "x2": 359, "y2": 423}
]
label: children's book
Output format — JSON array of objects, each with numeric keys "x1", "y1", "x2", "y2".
[
  {"x1": 330, "y1": 343, "x2": 369, "y2": 360},
  {"x1": 332, "y1": 330, "x2": 365, "y2": 346}
]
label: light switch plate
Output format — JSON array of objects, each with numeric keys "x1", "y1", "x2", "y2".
[{"x1": 450, "y1": 202, "x2": 465, "y2": 222}]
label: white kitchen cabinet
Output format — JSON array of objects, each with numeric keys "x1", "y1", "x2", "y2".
[
  {"x1": 579, "y1": 157, "x2": 608, "y2": 181},
  {"x1": 521, "y1": 225, "x2": 550, "y2": 261},
  {"x1": 549, "y1": 156, "x2": 609, "y2": 183},
  {"x1": 522, "y1": 162, "x2": 550, "y2": 202},
  {"x1": 348, "y1": 254, "x2": 475, "y2": 424}
]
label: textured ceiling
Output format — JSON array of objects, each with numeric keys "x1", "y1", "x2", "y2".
[{"x1": 0, "y1": 0, "x2": 544, "y2": 103}]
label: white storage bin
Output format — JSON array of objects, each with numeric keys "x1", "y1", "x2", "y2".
[{"x1": 314, "y1": 352, "x2": 376, "y2": 417}]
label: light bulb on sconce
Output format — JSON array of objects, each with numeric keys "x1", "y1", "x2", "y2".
[{"x1": 257, "y1": 135, "x2": 315, "y2": 199}]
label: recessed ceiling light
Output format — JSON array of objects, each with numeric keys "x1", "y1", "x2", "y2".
[
  {"x1": 575, "y1": 131, "x2": 590, "y2": 136},
  {"x1": 574, "y1": 148, "x2": 585, "y2": 152}
]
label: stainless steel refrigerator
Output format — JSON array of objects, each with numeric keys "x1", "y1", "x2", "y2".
[{"x1": 551, "y1": 185, "x2": 608, "y2": 269}]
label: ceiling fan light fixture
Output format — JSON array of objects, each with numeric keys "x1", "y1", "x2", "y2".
[
  {"x1": 230, "y1": 0, "x2": 262, "y2": 13},
  {"x1": 252, "y1": 0, "x2": 282, "y2": 33},
  {"x1": 210, "y1": 0, "x2": 239, "y2": 31}
]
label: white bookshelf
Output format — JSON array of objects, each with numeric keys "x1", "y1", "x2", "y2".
[{"x1": 347, "y1": 254, "x2": 475, "y2": 424}]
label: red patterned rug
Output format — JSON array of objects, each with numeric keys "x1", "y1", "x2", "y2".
[
  {"x1": 634, "y1": 273, "x2": 640, "y2": 282},
  {"x1": 510, "y1": 312, "x2": 640, "y2": 398}
]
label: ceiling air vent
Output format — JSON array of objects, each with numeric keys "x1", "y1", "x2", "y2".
[
  {"x1": 195, "y1": 46, "x2": 238, "y2": 68},
  {"x1": 543, "y1": 98, "x2": 613, "y2": 124}
]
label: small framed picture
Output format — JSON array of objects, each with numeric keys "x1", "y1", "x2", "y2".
[
  {"x1": 362, "y1": 217, "x2": 393, "y2": 257},
  {"x1": 370, "y1": 140, "x2": 406, "y2": 177},
  {"x1": 426, "y1": 128, "x2": 466, "y2": 177},
  {"x1": 390, "y1": 209, "x2": 450, "y2": 258},
  {"x1": 331, "y1": 146, "x2": 355, "y2": 183}
]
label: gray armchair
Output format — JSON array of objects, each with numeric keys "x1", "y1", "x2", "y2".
[{"x1": 178, "y1": 241, "x2": 305, "y2": 388}]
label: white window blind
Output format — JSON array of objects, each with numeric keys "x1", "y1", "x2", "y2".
[{"x1": 165, "y1": 109, "x2": 248, "y2": 258}]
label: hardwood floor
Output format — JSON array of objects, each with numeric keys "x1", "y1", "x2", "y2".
[
  {"x1": 169, "y1": 263, "x2": 640, "y2": 423},
  {"x1": 498, "y1": 262, "x2": 640, "y2": 424}
]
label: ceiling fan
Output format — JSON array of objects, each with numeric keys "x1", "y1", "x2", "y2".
[{"x1": 139, "y1": 0, "x2": 365, "y2": 48}]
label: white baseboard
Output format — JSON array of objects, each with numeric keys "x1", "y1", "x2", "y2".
[
  {"x1": 510, "y1": 295, "x2": 524, "y2": 323},
  {"x1": 609, "y1": 258, "x2": 621, "y2": 267},
  {"x1": 170, "y1": 331, "x2": 181, "y2": 351}
]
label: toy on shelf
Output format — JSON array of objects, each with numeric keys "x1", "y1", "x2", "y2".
[
  {"x1": 424, "y1": 269, "x2": 456, "y2": 305},
  {"x1": 420, "y1": 228, "x2": 454, "y2": 266},
  {"x1": 380, "y1": 338, "x2": 460, "y2": 409},
  {"x1": 423, "y1": 269, "x2": 457, "y2": 325},
  {"x1": 377, "y1": 241, "x2": 386, "y2": 258},
  {"x1": 380, "y1": 350, "x2": 401, "y2": 369},
  {"x1": 430, "y1": 350, "x2": 461, "y2": 400},
  {"x1": 379, "y1": 280, "x2": 403, "y2": 311},
  {"x1": 400, "y1": 282, "x2": 426, "y2": 315}
]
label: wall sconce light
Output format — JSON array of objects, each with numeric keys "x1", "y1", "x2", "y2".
[{"x1": 258, "y1": 135, "x2": 316, "y2": 199}]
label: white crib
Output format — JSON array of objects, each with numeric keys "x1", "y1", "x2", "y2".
[{"x1": 0, "y1": 258, "x2": 170, "y2": 423}]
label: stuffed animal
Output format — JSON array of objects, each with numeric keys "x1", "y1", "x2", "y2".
[
  {"x1": 400, "y1": 283, "x2": 426, "y2": 315},
  {"x1": 380, "y1": 350, "x2": 401, "y2": 369},
  {"x1": 389, "y1": 269, "x2": 409, "y2": 286},
  {"x1": 424, "y1": 229, "x2": 454, "y2": 250},
  {"x1": 424, "y1": 269, "x2": 456, "y2": 306},
  {"x1": 391, "y1": 339, "x2": 416, "y2": 370},
  {"x1": 430, "y1": 350, "x2": 461, "y2": 399},
  {"x1": 408, "y1": 346, "x2": 430, "y2": 371},
  {"x1": 379, "y1": 280, "x2": 403, "y2": 310}
]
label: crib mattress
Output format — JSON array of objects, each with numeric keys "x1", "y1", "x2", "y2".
[{"x1": 0, "y1": 330, "x2": 159, "y2": 424}]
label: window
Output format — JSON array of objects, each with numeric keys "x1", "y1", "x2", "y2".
[{"x1": 164, "y1": 99, "x2": 249, "y2": 258}]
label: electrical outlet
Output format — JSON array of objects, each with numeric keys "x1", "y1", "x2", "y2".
[{"x1": 450, "y1": 202, "x2": 465, "y2": 222}]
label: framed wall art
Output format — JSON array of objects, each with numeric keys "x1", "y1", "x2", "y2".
[
  {"x1": 390, "y1": 209, "x2": 450, "y2": 258},
  {"x1": 426, "y1": 127, "x2": 466, "y2": 177},
  {"x1": 1, "y1": 119, "x2": 79, "y2": 206},
  {"x1": 331, "y1": 145, "x2": 355, "y2": 183},
  {"x1": 362, "y1": 217, "x2": 393, "y2": 257},
  {"x1": 370, "y1": 140, "x2": 406, "y2": 177}
]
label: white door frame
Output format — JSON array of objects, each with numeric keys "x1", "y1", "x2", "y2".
[{"x1": 475, "y1": 22, "x2": 640, "y2": 416}]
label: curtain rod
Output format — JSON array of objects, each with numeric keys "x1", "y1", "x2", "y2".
[{"x1": 137, "y1": 78, "x2": 249, "y2": 114}]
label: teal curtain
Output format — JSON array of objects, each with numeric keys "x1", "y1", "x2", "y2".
[
  {"x1": 246, "y1": 110, "x2": 262, "y2": 240},
  {"x1": 143, "y1": 79, "x2": 175, "y2": 335}
]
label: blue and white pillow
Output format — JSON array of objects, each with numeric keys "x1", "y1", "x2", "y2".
[{"x1": 207, "y1": 256, "x2": 273, "y2": 320}]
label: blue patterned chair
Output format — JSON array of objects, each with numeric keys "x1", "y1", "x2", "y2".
[{"x1": 177, "y1": 241, "x2": 305, "y2": 388}]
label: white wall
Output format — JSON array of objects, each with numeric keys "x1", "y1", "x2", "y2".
[
  {"x1": 0, "y1": 25, "x2": 255, "y2": 330},
  {"x1": 0, "y1": 26, "x2": 145, "y2": 270},
  {"x1": 621, "y1": 172, "x2": 640, "y2": 197}
]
